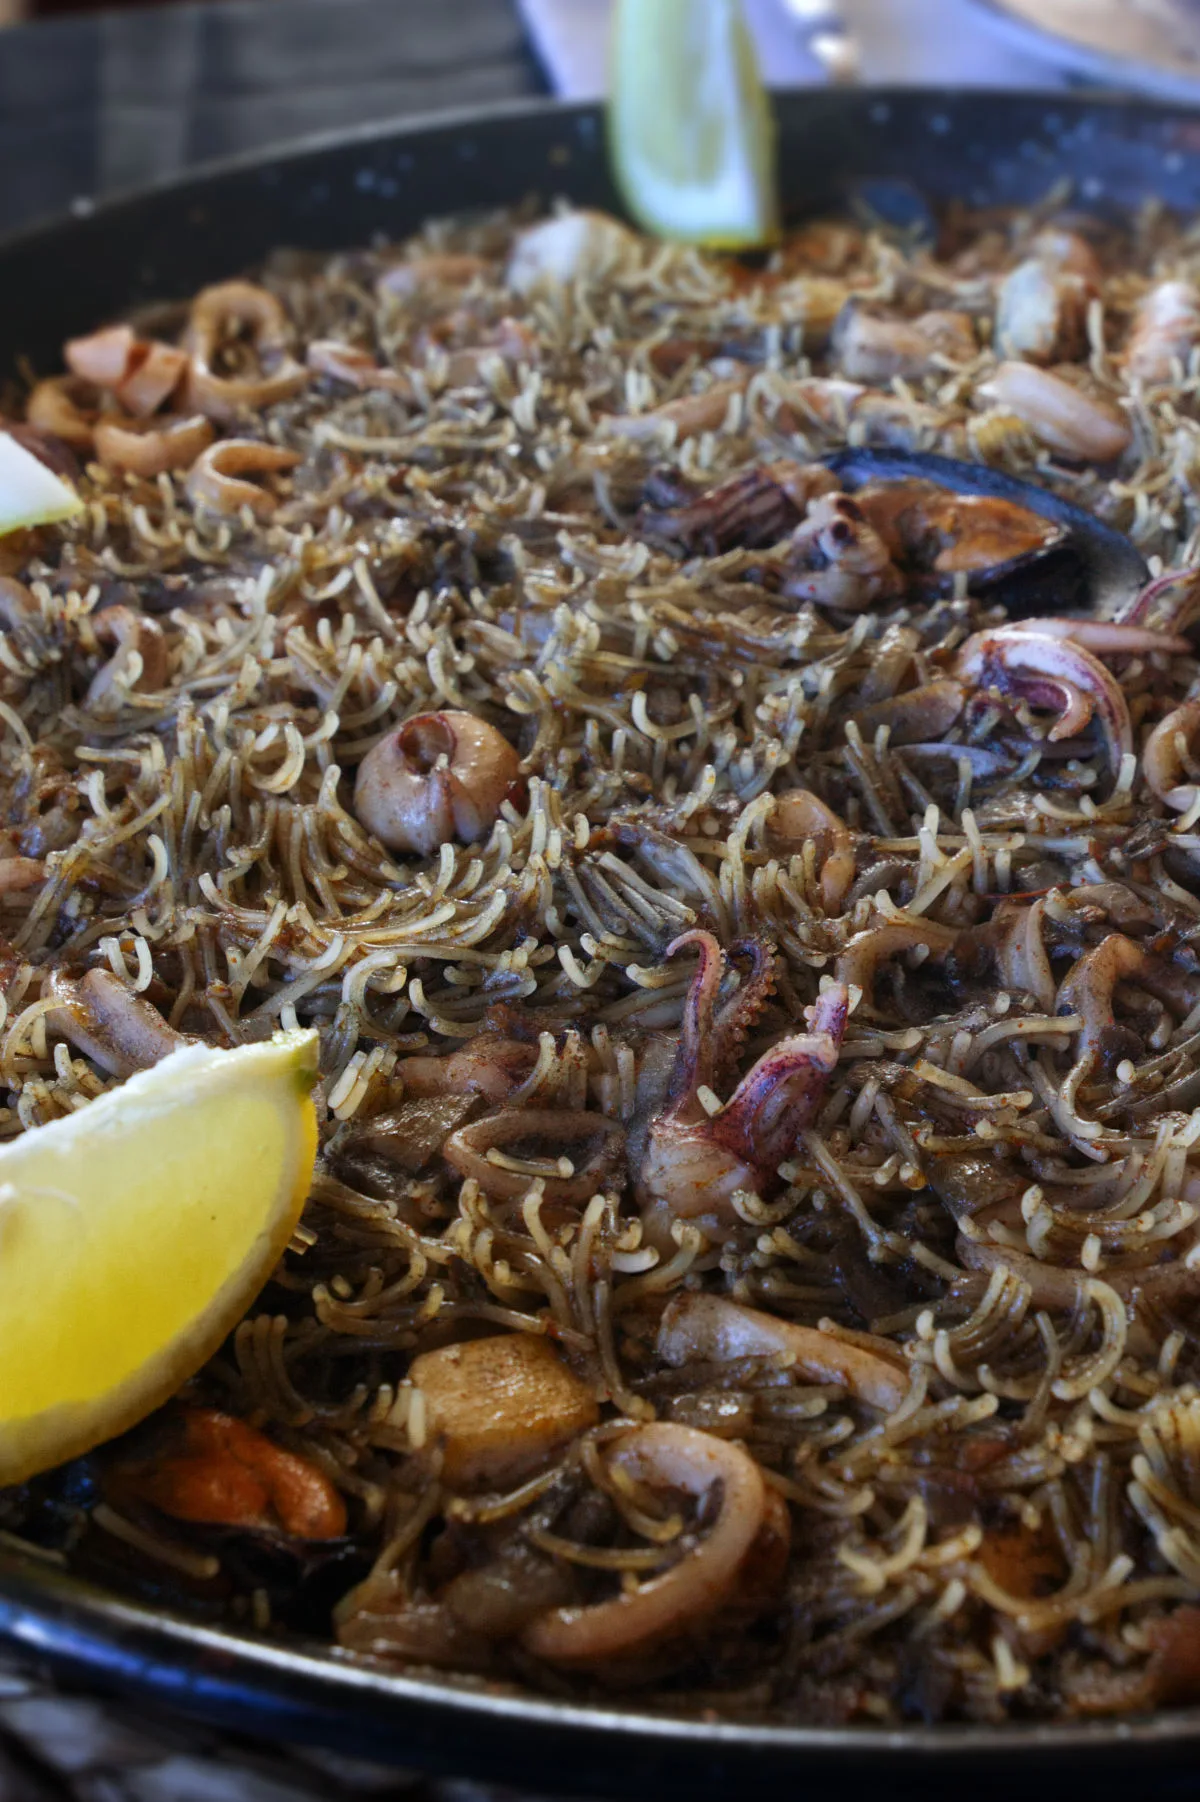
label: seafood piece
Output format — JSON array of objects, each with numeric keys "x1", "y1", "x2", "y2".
[
  {"x1": 65, "y1": 325, "x2": 139, "y2": 388},
  {"x1": 856, "y1": 622, "x2": 920, "y2": 701},
  {"x1": 754, "y1": 274, "x2": 850, "y2": 347},
  {"x1": 0, "y1": 857, "x2": 45, "y2": 894},
  {"x1": 377, "y1": 254, "x2": 490, "y2": 298},
  {"x1": 66, "y1": 327, "x2": 189, "y2": 420},
  {"x1": 835, "y1": 920, "x2": 962, "y2": 1012},
  {"x1": 1027, "y1": 227, "x2": 1103, "y2": 285},
  {"x1": 773, "y1": 377, "x2": 948, "y2": 453},
  {"x1": 636, "y1": 931, "x2": 848, "y2": 1240},
  {"x1": 780, "y1": 220, "x2": 864, "y2": 273},
  {"x1": 443, "y1": 1108, "x2": 625, "y2": 1204},
  {"x1": 832, "y1": 302, "x2": 975, "y2": 383},
  {"x1": 779, "y1": 493, "x2": 903, "y2": 611},
  {"x1": 26, "y1": 376, "x2": 98, "y2": 452},
  {"x1": 185, "y1": 440, "x2": 300, "y2": 517},
  {"x1": 507, "y1": 210, "x2": 639, "y2": 293},
  {"x1": 1126, "y1": 280, "x2": 1200, "y2": 384},
  {"x1": 994, "y1": 252, "x2": 1094, "y2": 364},
  {"x1": 400, "y1": 1035, "x2": 539, "y2": 1104},
  {"x1": 1121, "y1": 567, "x2": 1200, "y2": 637},
  {"x1": 305, "y1": 339, "x2": 413, "y2": 397},
  {"x1": 115, "y1": 1408, "x2": 346, "y2": 1539},
  {"x1": 956, "y1": 627, "x2": 1133, "y2": 772},
  {"x1": 978, "y1": 363, "x2": 1131, "y2": 463},
  {"x1": 338, "y1": 1094, "x2": 482, "y2": 1179},
  {"x1": 958, "y1": 1239, "x2": 1200, "y2": 1312},
  {"x1": 854, "y1": 478, "x2": 1066, "y2": 601},
  {"x1": 352, "y1": 710, "x2": 522, "y2": 857},
  {"x1": 1145, "y1": 701, "x2": 1200, "y2": 812},
  {"x1": 409, "y1": 1334, "x2": 598, "y2": 1488},
  {"x1": 92, "y1": 414, "x2": 214, "y2": 478},
  {"x1": 852, "y1": 678, "x2": 966, "y2": 746},
  {"x1": 45, "y1": 969, "x2": 192, "y2": 1077},
  {"x1": 1057, "y1": 934, "x2": 1193, "y2": 1076},
  {"x1": 439, "y1": 318, "x2": 540, "y2": 387},
  {"x1": 599, "y1": 375, "x2": 748, "y2": 445},
  {"x1": 183, "y1": 281, "x2": 308, "y2": 421},
  {"x1": 1008, "y1": 616, "x2": 1188, "y2": 656},
  {"x1": 637, "y1": 460, "x2": 839, "y2": 555},
  {"x1": 658, "y1": 1292, "x2": 909, "y2": 1410},
  {"x1": 116, "y1": 342, "x2": 190, "y2": 419},
  {"x1": 994, "y1": 898, "x2": 1055, "y2": 1011},
  {"x1": 521, "y1": 1424, "x2": 768, "y2": 1665},
  {"x1": 767, "y1": 789, "x2": 856, "y2": 913},
  {"x1": 824, "y1": 447, "x2": 1150, "y2": 621},
  {"x1": 86, "y1": 605, "x2": 168, "y2": 706}
]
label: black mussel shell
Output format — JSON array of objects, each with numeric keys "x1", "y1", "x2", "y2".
[{"x1": 824, "y1": 447, "x2": 1150, "y2": 620}]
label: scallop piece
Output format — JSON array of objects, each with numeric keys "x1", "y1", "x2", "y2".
[{"x1": 409, "y1": 1334, "x2": 598, "y2": 1489}]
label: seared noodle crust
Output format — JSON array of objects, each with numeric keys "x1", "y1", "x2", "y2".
[{"x1": 7, "y1": 197, "x2": 1200, "y2": 1723}]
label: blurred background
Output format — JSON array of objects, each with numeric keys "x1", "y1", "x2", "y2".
[{"x1": 1, "y1": 0, "x2": 1199, "y2": 243}]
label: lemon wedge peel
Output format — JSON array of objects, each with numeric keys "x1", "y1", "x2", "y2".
[
  {"x1": 0, "y1": 433, "x2": 84, "y2": 537},
  {"x1": 608, "y1": 0, "x2": 779, "y2": 250},
  {"x1": 0, "y1": 1029, "x2": 319, "y2": 1486}
]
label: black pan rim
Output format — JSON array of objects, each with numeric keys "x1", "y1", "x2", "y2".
[
  {"x1": 3, "y1": 1547, "x2": 1200, "y2": 1770},
  {"x1": 0, "y1": 81, "x2": 1169, "y2": 254}
]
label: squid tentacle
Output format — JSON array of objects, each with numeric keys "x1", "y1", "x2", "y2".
[{"x1": 708, "y1": 985, "x2": 850, "y2": 1169}]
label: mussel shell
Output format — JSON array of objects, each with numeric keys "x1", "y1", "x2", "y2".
[{"x1": 824, "y1": 447, "x2": 1149, "y2": 620}]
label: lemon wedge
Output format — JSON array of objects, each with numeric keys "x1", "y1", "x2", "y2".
[
  {"x1": 608, "y1": 0, "x2": 778, "y2": 249},
  {"x1": 0, "y1": 432, "x2": 84, "y2": 536},
  {"x1": 0, "y1": 1030, "x2": 319, "y2": 1486}
]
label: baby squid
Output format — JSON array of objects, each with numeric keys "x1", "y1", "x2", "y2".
[
  {"x1": 780, "y1": 492, "x2": 903, "y2": 611},
  {"x1": 353, "y1": 709, "x2": 522, "y2": 856}
]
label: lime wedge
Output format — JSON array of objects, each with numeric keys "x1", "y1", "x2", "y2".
[
  {"x1": 0, "y1": 1030, "x2": 319, "y2": 1484},
  {"x1": 608, "y1": 0, "x2": 778, "y2": 249},
  {"x1": 0, "y1": 432, "x2": 84, "y2": 536}
]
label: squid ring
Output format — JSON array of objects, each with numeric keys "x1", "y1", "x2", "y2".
[
  {"x1": 443, "y1": 1107, "x2": 626, "y2": 1204},
  {"x1": 521, "y1": 1424, "x2": 766, "y2": 1666},
  {"x1": 185, "y1": 439, "x2": 300, "y2": 517}
]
